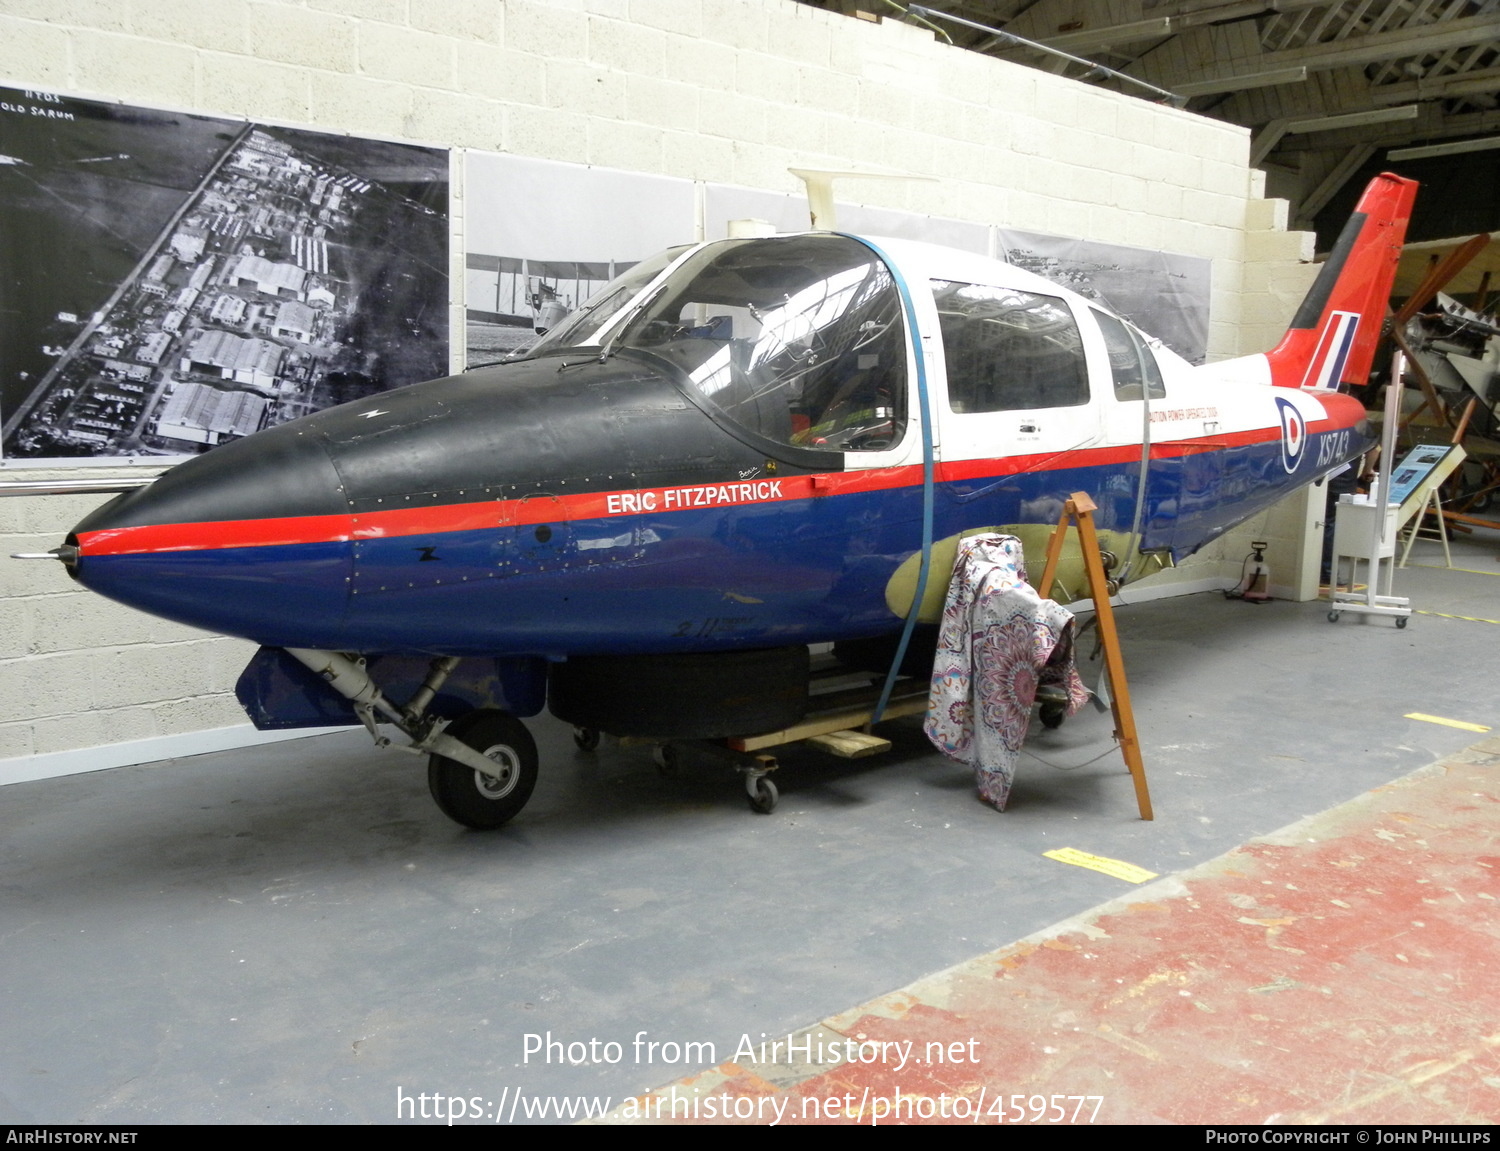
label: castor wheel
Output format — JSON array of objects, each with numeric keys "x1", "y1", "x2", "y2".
[
  {"x1": 652, "y1": 743, "x2": 681, "y2": 777},
  {"x1": 747, "y1": 776, "x2": 778, "y2": 814},
  {"x1": 573, "y1": 726, "x2": 600, "y2": 751}
]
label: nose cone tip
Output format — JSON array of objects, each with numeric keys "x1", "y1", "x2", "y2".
[
  {"x1": 72, "y1": 424, "x2": 348, "y2": 541},
  {"x1": 67, "y1": 427, "x2": 354, "y2": 646},
  {"x1": 8, "y1": 544, "x2": 78, "y2": 568}
]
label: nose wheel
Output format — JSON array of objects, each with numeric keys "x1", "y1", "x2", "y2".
[{"x1": 427, "y1": 710, "x2": 538, "y2": 829}]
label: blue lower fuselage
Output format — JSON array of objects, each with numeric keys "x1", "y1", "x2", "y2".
[{"x1": 75, "y1": 420, "x2": 1363, "y2": 657}]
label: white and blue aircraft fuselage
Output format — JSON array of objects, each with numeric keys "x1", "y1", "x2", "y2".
[{"x1": 50, "y1": 173, "x2": 1417, "y2": 826}]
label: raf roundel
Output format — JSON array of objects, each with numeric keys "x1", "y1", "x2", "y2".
[{"x1": 1276, "y1": 396, "x2": 1308, "y2": 474}]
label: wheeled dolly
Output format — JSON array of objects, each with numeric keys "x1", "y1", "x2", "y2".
[{"x1": 650, "y1": 742, "x2": 781, "y2": 813}]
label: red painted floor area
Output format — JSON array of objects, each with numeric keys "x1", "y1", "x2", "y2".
[{"x1": 607, "y1": 740, "x2": 1500, "y2": 1125}]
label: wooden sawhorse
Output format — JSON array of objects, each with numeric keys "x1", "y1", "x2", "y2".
[{"x1": 1037, "y1": 491, "x2": 1154, "y2": 821}]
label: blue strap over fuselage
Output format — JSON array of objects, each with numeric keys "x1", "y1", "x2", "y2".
[{"x1": 843, "y1": 235, "x2": 935, "y2": 725}]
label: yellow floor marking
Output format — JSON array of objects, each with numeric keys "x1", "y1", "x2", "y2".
[
  {"x1": 1044, "y1": 848, "x2": 1158, "y2": 884},
  {"x1": 1415, "y1": 610, "x2": 1500, "y2": 625},
  {"x1": 1405, "y1": 712, "x2": 1492, "y2": 733}
]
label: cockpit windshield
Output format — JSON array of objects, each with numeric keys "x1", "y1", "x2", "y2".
[{"x1": 606, "y1": 235, "x2": 908, "y2": 453}]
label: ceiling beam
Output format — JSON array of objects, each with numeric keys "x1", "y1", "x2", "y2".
[
  {"x1": 998, "y1": 0, "x2": 1329, "y2": 55},
  {"x1": 1139, "y1": 13, "x2": 1500, "y2": 89},
  {"x1": 1014, "y1": 0, "x2": 1344, "y2": 56},
  {"x1": 907, "y1": 5, "x2": 1187, "y2": 104},
  {"x1": 1033, "y1": 15, "x2": 1173, "y2": 54},
  {"x1": 1285, "y1": 102, "x2": 1421, "y2": 132},
  {"x1": 1369, "y1": 62, "x2": 1500, "y2": 105},
  {"x1": 1266, "y1": 6, "x2": 1317, "y2": 53},
  {"x1": 1389, "y1": 133, "x2": 1500, "y2": 159},
  {"x1": 1211, "y1": 53, "x2": 1500, "y2": 131},
  {"x1": 1273, "y1": 105, "x2": 1500, "y2": 153},
  {"x1": 1175, "y1": 65, "x2": 1311, "y2": 96},
  {"x1": 1251, "y1": 103, "x2": 1420, "y2": 163},
  {"x1": 1332, "y1": 0, "x2": 1380, "y2": 43},
  {"x1": 1027, "y1": 2, "x2": 1329, "y2": 54}
]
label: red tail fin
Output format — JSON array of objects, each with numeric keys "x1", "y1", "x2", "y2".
[{"x1": 1265, "y1": 172, "x2": 1418, "y2": 390}]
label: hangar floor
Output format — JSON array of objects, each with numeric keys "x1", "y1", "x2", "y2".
[{"x1": 3, "y1": 532, "x2": 1498, "y2": 1125}]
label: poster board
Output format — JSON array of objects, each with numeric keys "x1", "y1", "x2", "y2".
[
  {"x1": 463, "y1": 153, "x2": 695, "y2": 369},
  {"x1": 1391, "y1": 442, "x2": 1466, "y2": 524},
  {"x1": 0, "y1": 86, "x2": 449, "y2": 465}
]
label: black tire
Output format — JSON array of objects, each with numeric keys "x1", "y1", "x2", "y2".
[
  {"x1": 1396, "y1": 616, "x2": 1409, "y2": 629},
  {"x1": 549, "y1": 647, "x2": 808, "y2": 739},
  {"x1": 1328, "y1": 610, "x2": 1340, "y2": 622},
  {"x1": 573, "y1": 726, "x2": 600, "y2": 752},
  {"x1": 427, "y1": 710, "x2": 538, "y2": 830}
]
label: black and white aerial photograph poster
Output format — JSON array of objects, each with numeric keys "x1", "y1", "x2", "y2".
[
  {"x1": 0, "y1": 86, "x2": 449, "y2": 463},
  {"x1": 464, "y1": 152, "x2": 695, "y2": 369}
]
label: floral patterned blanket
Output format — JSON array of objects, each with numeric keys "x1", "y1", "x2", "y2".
[{"x1": 923, "y1": 533, "x2": 1089, "y2": 810}]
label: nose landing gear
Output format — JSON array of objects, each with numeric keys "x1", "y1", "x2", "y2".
[{"x1": 427, "y1": 710, "x2": 539, "y2": 830}]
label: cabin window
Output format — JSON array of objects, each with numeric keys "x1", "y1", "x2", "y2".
[
  {"x1": 616, "y1": 235, "x2": 908, "y2": 453},
  {"x1": 1093, "y1": 309, "x2": 1166, "y2": 401},
  {"x1": 931, "y1": 281, "x2": 1088, "y2": 412}
]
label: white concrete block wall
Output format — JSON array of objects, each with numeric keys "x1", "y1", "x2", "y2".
[
  {"x1": 0, "y1": 0, "x2": 1325, "y2": 776},
  {"x1": 0, "y1": 490, "x2": 256, "y2": 764}
]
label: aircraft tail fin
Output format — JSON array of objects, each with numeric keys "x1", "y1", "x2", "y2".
[{"x1": 1264, "y1": 172, "x2": 1418, "y2": 391}]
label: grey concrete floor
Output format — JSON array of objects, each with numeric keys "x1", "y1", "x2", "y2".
[{"x1": 3, "y1": 531, "x2": 1497, "y2": 1124}]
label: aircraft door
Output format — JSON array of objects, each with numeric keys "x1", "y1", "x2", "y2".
[
  {"x1": 929, "y1": 280, "x2": 1101, "y2": 513},
  {"x1": 1094, "y1": 308, "x2": 1228, "y2": 555},
  {"x1": 1093, "y1": 309, "x2": 1172, "y2": 546}
]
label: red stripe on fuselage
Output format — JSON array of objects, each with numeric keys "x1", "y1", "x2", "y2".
[
  {"x1": 77, "y1": 405, "x2": 1359, "y2": 558},
  {"x1": 78, "y1": 513, "x2": 356, "y2": 556}
]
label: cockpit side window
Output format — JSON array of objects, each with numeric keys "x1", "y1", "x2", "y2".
[
  {"x1": 1093, "y1": 308, "x2": 1166, "y2": 401},
  {"x1": 618, "y1": 235, "x2": 908, "y2": 453},
  {"x1": 931, "y1": 281, "x2": 1088, "y2": 411}
]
